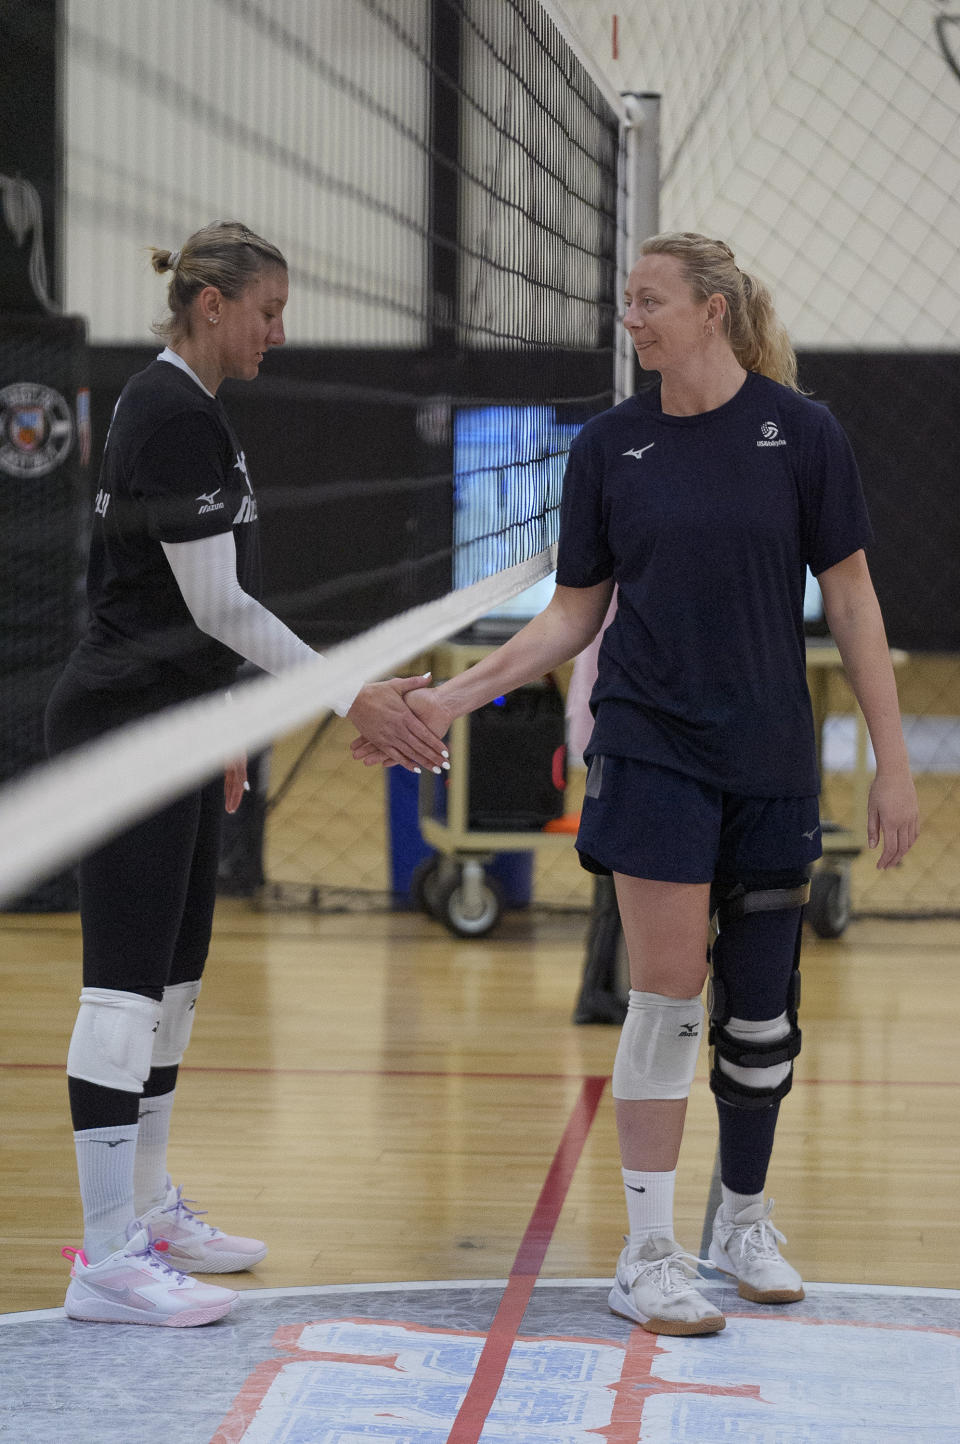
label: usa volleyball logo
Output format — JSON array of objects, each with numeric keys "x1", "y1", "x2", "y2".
[{"x1": 757, "y1": 420, "x2": 786, "y2": 448}]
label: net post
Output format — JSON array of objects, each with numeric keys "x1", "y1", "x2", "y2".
[{"x1": 617, "y1": 92, "x2": 661, "y2": 402}]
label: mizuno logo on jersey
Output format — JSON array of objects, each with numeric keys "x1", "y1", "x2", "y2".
[
  {"x1": 233, "y1": 494, "x2": 258, "y2": 524},
  {"x1": 234, "y1": 451, "x2": 253, "y2": 491},
  {"x1": 757, "y1": 421, "x2": 786, "y2": 448},
  {"x1": 623, "y1": 443, "x2": 655, "y2": 460},
  {"x1": 197, "y1": 489, "x2": 225, "y2": 515}
]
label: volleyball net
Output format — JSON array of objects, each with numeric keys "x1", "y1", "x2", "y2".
[{"x1": 0, "y1": 0, "x2": 623, "y2": 908}]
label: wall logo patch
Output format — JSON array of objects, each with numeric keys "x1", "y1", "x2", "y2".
[
  {"x1": 758, "y1": 420, "x2": 786, "y2": 448},
  {"x1": 0, "y1": 382, "x2": 74, "y2": 477}
]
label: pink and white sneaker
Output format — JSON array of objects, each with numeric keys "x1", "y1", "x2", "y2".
[
  {"x1": 63, "y1": 1227, "x2": 237, "y2": 1326},
  {"x1": 139, "y1": 1179, "x2": 267, "y2": 1273}
]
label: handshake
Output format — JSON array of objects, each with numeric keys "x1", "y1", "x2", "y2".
[{"x1": 347, "y1": 672, "x2": 454, "y2": 774}]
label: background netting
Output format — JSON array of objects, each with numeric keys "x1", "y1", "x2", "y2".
[
  {"x1": 0, "y1": 0, "x2": 621, "y2": 907},
  {"x1": 2, "y1": 0, "x2": 957, "y2": 918},
  {"x1": 255, "y1": 0, "x2": 960, "y2": 918},
  {"x1": 546, "y1": 0, "x2": 960, "y2": 918}
]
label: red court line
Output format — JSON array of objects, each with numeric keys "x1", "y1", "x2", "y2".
[
  {"x1": 0, "y1": 1060, "x2": 590, "y2": 1082},
  {"x1": 446, "y1": 1074, "x2": 608, "y2": 1444},
  {"x1": 3, "y1": 1060, "x2": 959, "y2": 1089}
]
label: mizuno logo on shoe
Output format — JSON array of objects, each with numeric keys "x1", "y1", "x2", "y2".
[{"x1": 623, "y1": 443, "x2": 655, "y2": 460}]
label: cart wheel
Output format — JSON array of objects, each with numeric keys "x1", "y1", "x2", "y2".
[
  {"x1": 435, "y1": 865, "x2": 504, "y2": 938},
  {"x1": 807, "y1": 868, "x2": 851, "y2": 939},
  {"x1": 410, "y1": 855, "x2": 443, "y2": 918}
]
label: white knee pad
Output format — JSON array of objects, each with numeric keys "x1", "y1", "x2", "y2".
[
  {"x1": 67, "y1": 988, "x2": 162, "y2": 1093},
  {"x1": 717, "y1": 1013, "x2": 792, "y2": 1092},
  {"x1": 612, "y1": 989, "x2": 705, "y2": 1101},
  {"x1": 152, "y1": 979, "x2": 202, "y2": 1068}
]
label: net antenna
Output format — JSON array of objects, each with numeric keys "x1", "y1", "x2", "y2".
[{"x1": 617, "y1": 92, "x2": 661, "y2": 402}]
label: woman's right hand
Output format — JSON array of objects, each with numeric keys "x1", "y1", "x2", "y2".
[
  {"x1": 350, "y1": 683, "x2": 454, "y2": 769},
  {"x1": 346, "y1": 675, "x2": 450, "y2": 773}
]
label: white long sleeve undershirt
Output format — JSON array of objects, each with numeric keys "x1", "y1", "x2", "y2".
[{"x1": 161, "y1": 531, "x2": 359, "y2": 715}]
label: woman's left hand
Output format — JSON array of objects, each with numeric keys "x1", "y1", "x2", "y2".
[
  {"x1": 867, "y1": 770, "x2": 919, "y2": 868},
  {"x1": 224, "y1": 756, "x2": 248, "y2": 814}
]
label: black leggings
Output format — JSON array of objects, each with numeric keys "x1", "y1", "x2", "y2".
[{"x1": 45, "y1": 666, "x2": 224, "y2": 1002}]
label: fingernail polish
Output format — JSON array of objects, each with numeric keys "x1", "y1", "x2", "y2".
[
  {"x1": 432, "y1": 766, "x2": 442, "y2": 774},
  {"x1": 441, "y1": 749, "x2": 449, "y2": 758},
  {"x1": 442, "y1": 761, "x2": 450, "y2": 770}
]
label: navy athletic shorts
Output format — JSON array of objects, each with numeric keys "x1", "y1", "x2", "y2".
[{"x1": 576, "y1": 755, "x2": 823, "y2": 884}]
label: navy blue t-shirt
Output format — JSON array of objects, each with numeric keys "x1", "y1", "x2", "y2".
[
  {"x1": 70, "y1": 359, "x2": 261, "y2": 694},
  {"x1": 555, "y1": 370, "x2": 873, "y2": 796}
]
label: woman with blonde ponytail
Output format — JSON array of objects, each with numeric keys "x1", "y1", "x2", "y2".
[{"x1": 359, "y1": 229, "x2": 919, "y2": 1337}]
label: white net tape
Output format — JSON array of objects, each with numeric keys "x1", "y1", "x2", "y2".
[{"x1": 0, "y1": 547, "x2": 555, "y2": 907}]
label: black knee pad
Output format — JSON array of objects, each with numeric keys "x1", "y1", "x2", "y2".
[{"x1": 708, "y1": 872, "x2": 808, "y2": 1110}]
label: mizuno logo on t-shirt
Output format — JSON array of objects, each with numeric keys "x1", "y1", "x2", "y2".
[
  {"x1": 197, "y1": 489, "x2": 225, "y2": 514},
  {"x1": 234, "y1": 451, "x2": 253, "y2": 491},
  {"x1": 623, "y1": 443, "x2": 655, "y2": 460},
  {"x1": 233, "y1": 494, "x2": 258, "y2": 524}
]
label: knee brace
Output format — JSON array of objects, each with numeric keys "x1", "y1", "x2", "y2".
[
  {"x1": 152, "y1": 979, "x2": 202, "y2": 1068},
  {"x1": 708, "y1": 876, "x2": 807, "y2": 1110},
  {"x1": 612, "y1": 989, "x2": 704, "y2": 1100},
  {"x1": 66, "y1": 987, "x2": 162, "y2": 1093}
]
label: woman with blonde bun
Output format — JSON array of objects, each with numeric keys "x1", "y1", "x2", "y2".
[{"x1": 47, "y1": 221, "x2": 447, "y2": 1326}]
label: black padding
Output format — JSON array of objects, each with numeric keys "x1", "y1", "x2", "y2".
[
  {"x1": 715, "y1": 880, "x2": 810, "y2": 926},
  {"x1": 709, "y1": 1019, "x2": 802, "y2": 1109},
  {"x1": 709, "y1": 1058, "x2": 797, "y2": 1110},
  {"x1": 712, "y1": 1023, "x2": 802, "y2": 1072}
]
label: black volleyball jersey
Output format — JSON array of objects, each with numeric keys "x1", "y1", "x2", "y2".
[
  {"x1": 70, "y1": 356, "x2": 262, "y2": 693},
  {"x1": 555, "y1": 370, "x2": 873, "y2": 796}
]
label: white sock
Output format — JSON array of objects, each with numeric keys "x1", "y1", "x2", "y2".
[
  {"x1": 74, "y1": 1123, "x2": 139, "y2": 1263},
  {"x1": 622, "y1": 1167, "x2": 676, "y2": 1241},
  {"x1": 133, "y1": 1089, "x2": 176, "y2": 1215},
  {"x1": 721, "y1": 1184, "x2": 765, "y2": 1219}
]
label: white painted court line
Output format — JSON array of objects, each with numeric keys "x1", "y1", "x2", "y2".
[{"x1": 5, "y1": 1275, "x2": 960, "y2": 1324}]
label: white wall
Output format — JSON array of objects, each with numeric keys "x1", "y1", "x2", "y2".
[
  {"x1": 64, "y1": 0, "x2": 960, "y2": 349},
  {"x1": 64, "y1": 0, "x2": 431, "y2": 344},
  {"x1": 549, "y1": 0, "x2": 960, "y2": 348}
]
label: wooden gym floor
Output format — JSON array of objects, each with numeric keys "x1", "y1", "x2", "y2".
[{"x1": 2, "y1": 901, "x2": 959, "y2": 1317}]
